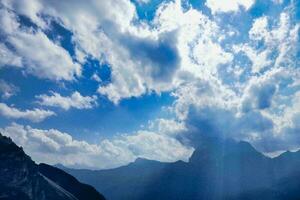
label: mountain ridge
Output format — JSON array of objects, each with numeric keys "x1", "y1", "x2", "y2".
[
  {"x1": 60, "y1": 139, "x2": 300, "y2": 200},
  {"x1": 0, "y1": 133, "x2": 106, "y2": 200}
]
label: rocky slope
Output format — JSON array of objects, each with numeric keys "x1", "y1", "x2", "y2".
[{"x1": 0, "y1": 133, "x2": 105, "y2": 200}]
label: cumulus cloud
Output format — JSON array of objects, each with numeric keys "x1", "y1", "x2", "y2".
[
  {"x1": 97, "y1": 29, "x2": 180, "y2": 103},
  {"x1": 168, "y1": 2, "x2": 300, "y2": 154},
  {"x1": 1, "y1": 0, "x2": 180, "y2": 103},
  {"x1": 181, "y1": 100, "x2": 298, "y2": 154},
  {"x1": 153, "y1": 0, "x2": 232, "y2": 79},
  {"x1": 206, "y1": 0, "x2": 255, "y2": 14},
  {"x1": 172, "y1": 78, "x2": 238, "y2": 120},
  {"x1": 0, "y1": 0, "x2": 299, "y2": 164},
  {"x1": 248, "y1": 11, "x2": 299, "y2": 69},
  {"x1": 1, "y1": 0, "x2": 233, "y2": 104},
  {"x1": 0, "y1": 123, "x2": 193, "y2": 169},
  {"x1": 148, "y1": 118, "x2": 187, "y2": 136},
  {"x1": 0, "y1": 103, "x2": 55, "y2": 122},
  {"x1": 233, "y1": 44, "x2": 272, "y2": 73},
  {"x1": 8, "y1": 29, "x2": 81, "y2": 81},
  {"x1": 0, "y1": 5, "x2": 81, "y2": 81},
  {"x1": 242, "y1": 83, "x2": 276, "y2": 113},
  {"x1": 36, "y1": 91, "x2": 98, "y2": 110},
  {"x1": 185, "y1": 106, "x2": 274, "y2": 143},
  {"x1": 240, "y1": 68, "x2": 288, "y2": 113}
]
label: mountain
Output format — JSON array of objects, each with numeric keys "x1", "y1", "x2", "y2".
[
  {"x1": 61, "y1": 138, "x2": 300, "y2": 200},
  {"x1": 0, "y1": 133, "x2": 106, "y2": 200},
  {"x1": 56, "y1": 157, "x2": 172, "y2": 200}
]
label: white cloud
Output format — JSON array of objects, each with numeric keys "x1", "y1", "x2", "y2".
[
  {"x1": 0, "y1": 0, "x2": 299, "y2": 160},
  {"x1": 0, "y1": 103, "x2": 55, "y2": 122},
  {"x1": 239, "y1": 67, "x2": 288, "y2": 113},
  {"x1": 192, "y1": 38, "x2": 233, "y2": 75},
  {"x1": 266, "y1": 92, "x2": 300, "y2": 138},
  {"x1": 96, "y1": 29, "x2": 180, "y2": 104},
  {"x1": 249, "y1": 12, "x2": 299, "y2": 69},
  {"x1": 152, "y1": 0, "x2": 234, "y2": 87},
  {"x1": 148, "y1": 118, "x2": 187, "y2": 136},
  {"x1": 0, "y1": 43, "x2": 22, "y2": 68},
  {"x1": 1, "y1": 0, "x2": 45, "y2": 28},
  {"x1": 3, "y1": 0, "x2": 179, "y2": 103},
  {"x1": 2, "y1": 0, "x2": 233, "y2": 104},
  {"x1": 0, "y1": 7, "x2": 19, "y2": 35},
  {"x1": 0, "y1": 6, "x2": 81, "y2": 81},
  {"x1": 249, "y1": 16, "x2": 269, "y2": 40},
  {"x1": 233, "y1": 44, "x2": 271, "y2": 73},
  {"x1": 0, "y1": 123, "x2": 193, "y2": 169},
  {"x1": 167, "y1": 3, "x2": 300, "y2": 155},
  {"x1": 172, "y1": 78, "x2": 238, "y2": 120},
  {"x1": 234, "y1": 7, "x2": 300, "y2": 135},
  {"x1": 0, "y1": 80, "x2": 19, "y2": 99},
  {"x1": 1, "y1": 0, "x2": 232, "y2": 106},
  {"x1": 36, "y1": 91, "x2": 98, "y2": 110},
  {"x1": 206, "y1": 0, "x2": 255, "y2": 14},
  {"x1": 9, "y1": 30, "x2": 81, "y2": 81},
  {"x1": 103, "y1": 130, "x2": 193, "y2": 163}
]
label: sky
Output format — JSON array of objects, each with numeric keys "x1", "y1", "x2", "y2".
[{"x1": 0, "y1": 0, "x2": 299, "y2": 169}]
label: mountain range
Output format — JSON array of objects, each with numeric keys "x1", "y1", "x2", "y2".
[
  {"x1": 1, "y1": 131, "x2": 300, "y2": 200},
  {"x1": 60, "y1": 138, "x2": 300, "y2": 200},
  {"x1": 0, "y1": 133, "x2": 106, "y2": 200}
]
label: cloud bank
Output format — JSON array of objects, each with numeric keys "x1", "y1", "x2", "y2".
[
  {"x1": 0, "y1": 0, "x2": 299, "y2": 168},
  {"x1": 0, "y1": 123, "x2": 193, "y2": 169}
]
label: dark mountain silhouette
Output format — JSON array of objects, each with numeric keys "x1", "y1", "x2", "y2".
[
  {"x1": 61, "y1": 138, "x2": 300, "y2": 200},
  {"x1": 0, "y1": 133, "x2": 106, "y2": 200}
]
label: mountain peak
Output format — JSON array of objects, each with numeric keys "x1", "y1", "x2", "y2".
[
  {"x1": 189, "y1": 139, "x2": 265, "y2": 164},
  {"x1": 134, "y1": 157, "x2": 150, "y2": 163},
  {"x1": 133, "y1": 157, "x2": 161, "y2": 164},
  {"x1": 61, "y1": 138, "x2": 300, "y2": 200},
  {"x1": 130, "y1": 157, "x2": 166, "y2": 168},
  {"x1": 0, "y1": 133, "x2": 23, "y2": 154}
]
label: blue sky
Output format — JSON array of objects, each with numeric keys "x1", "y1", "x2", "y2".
[{"x1": 0, "y1": 0, "x2": 299, "y2": 169}]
